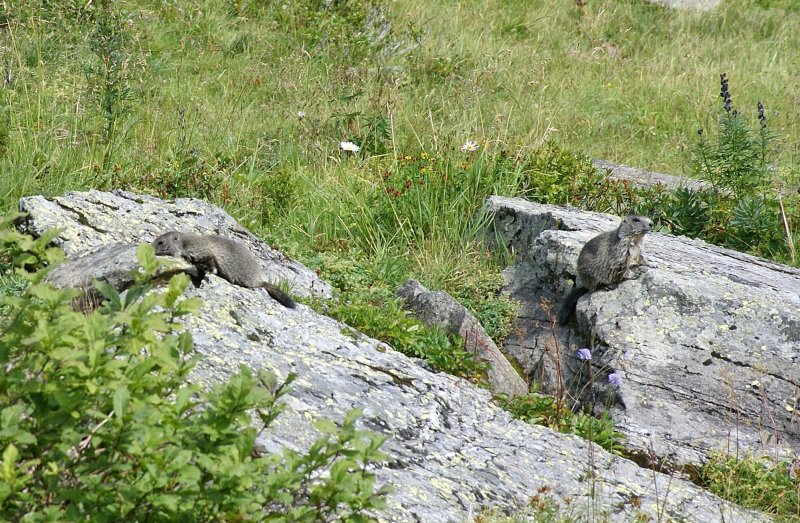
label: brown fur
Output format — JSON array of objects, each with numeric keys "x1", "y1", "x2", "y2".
[
  {"x1": 557, "y1": 216, "x2": 652, "y2": 324},
  {"x1": 152, "y1": 231, "x2": 296, "y2": 309}
]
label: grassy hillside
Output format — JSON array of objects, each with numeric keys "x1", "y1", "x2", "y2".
[
  {"x1": 2, "y1": 1, "x2": 800, "y2": 520},
  {"x1": 3, "y1": 0, "x2": 800, "y2": 197},
  {"x1": 2, "y1": 0, "x2": 799, "y2": 260}
]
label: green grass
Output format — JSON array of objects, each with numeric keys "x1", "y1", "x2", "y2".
[
  {"x1": 699, "y1": 453, "x2": 800, "y2": 521},
  {"x1": 4, "y1": 0, "x2": 800, "y2": 207}
]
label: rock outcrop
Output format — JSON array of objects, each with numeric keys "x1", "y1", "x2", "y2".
[
  {"x1": 483, "y1": 195, "x2": 800, "y2": 470},
  {"x1": 396, "y1": 279, "x2": 528, "y2": 398},
  {"x1": 16, "y1": 190, "x2": 774, "y2": 522},
  {"x1": 20, "y1": 190, "x2": 331, "y2": 300},
  {"x1": 592, "y1": 159, "x2": 710, "y2": 191}
]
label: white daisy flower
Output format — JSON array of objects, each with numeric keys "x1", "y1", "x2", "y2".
[
  {"x1": 461, "y1": 140, "x2": 479, "y2": 152},
  {"x1": 340, "y1": 141, "x2": 361, "y2": 153}
]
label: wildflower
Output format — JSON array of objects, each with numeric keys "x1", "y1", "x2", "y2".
[
  {"x1": 340, "y1": 141, "x2": 360, "y2": 153},
  {"x1": 608, "y1": 373, "x2": 623, "y2": 387},
  {"x1": 757, "y1": 101, "x2": 766, "y2": 129},
  {"x1": 461, "y1": 140, "x2": 479, "y2": 153},
  {"x1": 297, "y1": 111, "x2": 306, "y2": 119},
  {"x1": 577, "y1": 348, "x2": 592, "y2": 361},
  {"x1": 720, "y1": 72, "x2": 732, "y2": 113}
]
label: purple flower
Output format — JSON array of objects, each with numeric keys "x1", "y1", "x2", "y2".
[
  {"x1": 608, "y1": 373, "x2": 623, "y2": 387},
  {"x1": 757, "y1": 101, "x2": 766, "y2": 129},
  {"x1": 720, "y1": 72, "x2": 732, "y2": 113},
  {"x1": 577, "y1": 348, "x2": 592, "y2": 361}
]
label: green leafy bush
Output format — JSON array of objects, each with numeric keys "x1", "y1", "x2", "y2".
[
  {"x1": 728, "y1": 195, "x2": 784, "y2": 255},
  {"x1": 517, "y1": 144, "x2": 674, "y2": 219},
  {"x1": 517, "y1": 144, "x2": 601, "y2": 205},
  {"x1": 661, "y1": 187, "x2": 709, "y2": 238},
  {"x1": 682, "y1": 73, "x2": 797, "y2": 259},
  {"x1": 0, "y1": 218, "x2": 389, "y2": 522}
]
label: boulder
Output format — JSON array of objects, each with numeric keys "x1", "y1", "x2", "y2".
[
  {"x1": 592, "y1": 159, "x2": 710, "y2": 191},
  {"x1": 15, "y1": 190, "x2": 773, "y2": 521},
  {"x1": 483, "y1": 195, "x2": 800, "y2": 469},
  {"x1": 396, "y1": 279, "x2": 528, "y2": 398},
  {"x1": 19, "y1": 189, "x2": 331, "y2": 299}
]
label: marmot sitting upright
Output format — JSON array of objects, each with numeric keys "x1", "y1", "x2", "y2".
[
  {"x1": 557, "y1": 215, "x2": 652, "y2": 324},
  {"x1": 152, "y1": 231, "x2": 296, "y2": 309}
]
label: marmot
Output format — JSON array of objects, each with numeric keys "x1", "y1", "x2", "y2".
[
  {"x1": 152, "y1": 231, "x2": 296, "y2": 309},
  {"x1": 557, "y1": 215, "x2": 652, "y2": 324}
]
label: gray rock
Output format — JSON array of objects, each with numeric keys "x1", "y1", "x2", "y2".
[
  {"x1": 20, "y1": 189, "x2": 331, "y2": 299},
  {"x1": 483, "y1": 195, "x2": 800, "y2": 469},
  {"x1": 646, "y1": 0, "x2": 720, "y2": 9},
  {"x1": 593, "y1": 159, "x2": 710, "y2": 191},
  {"x1": 396, "y1": 279, "x2": 528, "y2": 398},
  {"x1": 17, "y1": 190, "x2": 772, "y2": 522}
]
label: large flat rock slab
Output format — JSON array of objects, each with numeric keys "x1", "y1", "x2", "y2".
[{"x1": 483, "y1": 195, "x2": 800, "y2": 469}]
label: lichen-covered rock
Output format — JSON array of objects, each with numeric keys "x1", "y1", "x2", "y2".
[
  {"x1": 20, "y1": 189, "x2": 331, "y2": 299},
  {"x1": 16, "y1": 190, "x2": 772, "y2": 521},
  {"x1": 396, "y1": 279, "x2": 528, "y2": 398},
  {"x1": 592, "y1": 158, "x2": 710, "y2": 191},
  {"x1": 483, "y1": 195, "x2": 800, "y2": 469}
]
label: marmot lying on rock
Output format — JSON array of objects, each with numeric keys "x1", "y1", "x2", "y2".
[{"x1": 152, "y1": 231, "x2": 296, "y2": 309}]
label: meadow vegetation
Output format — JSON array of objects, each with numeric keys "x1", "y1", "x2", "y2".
[{"x1": 1, "y1": 0, "x2": 799, "y2": 520}]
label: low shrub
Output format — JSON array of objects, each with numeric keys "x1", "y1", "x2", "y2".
[{"x1": 0, "y1": 216, "x2": 389, "y2": 521}]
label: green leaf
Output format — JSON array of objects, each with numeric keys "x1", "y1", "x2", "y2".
[
  {"x1": 175, "y1": 386, "x2": 196, "y2": 415},
  {"x1": 113, "y1": 385, "x2": 130, "y2": 422},
  {"x1": 136, "y1": 241, "x2": 159, "y2": 275},
  {"x1": 1, "y1": 404, "x2": 25, "y2": 429},
  {"x1": 93, "y1": 279, "x2": 122, "y2": 310},
  {"x1": 1, "y1": 443, "x2": 18, "y2": 480},
  {"x1": 313, "y1": 419, "x2": 338, "y2": 434}
]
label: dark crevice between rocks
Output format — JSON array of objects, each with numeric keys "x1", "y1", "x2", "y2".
[
  {"x1": 623, "y1": 448, "x2": 697, "y2": 483},
  {"x1": 361, "y1": 363, "x2": 417, "y2": 389},
  {"x1": 431, "y1": 396, "x2": 454, "y2": 430},
  {"x1": 710, "y1": 350, "x2": 750, "y2": 368},
  {"x1": 56, "y1": 201, "x2": 112, "y2": 232},
  {"x1": 349, "y1": 371, "x2": 381, "y2": 388},
  {"x1": 763, "y1": 371, "x2": 799, "y2": 389}
]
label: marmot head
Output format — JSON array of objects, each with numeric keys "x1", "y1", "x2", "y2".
[
  {"x1": 151, "y1": 230, "x2": 184, "y2": 256},
  {"x1": 618, "y1": 215, "x2": 652, "y2": 239}
]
